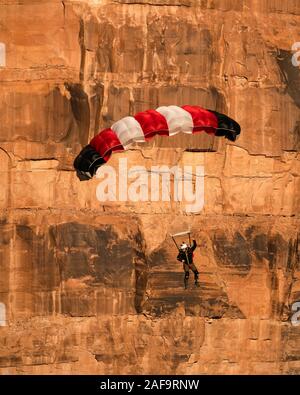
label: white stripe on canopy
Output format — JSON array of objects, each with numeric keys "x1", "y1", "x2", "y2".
[
  {"x1": 111, "y1": 116, "x2": 145, "y2": 148},
  {"x1": 156, "y1": 105, "x2": 193, "y2": 136}
]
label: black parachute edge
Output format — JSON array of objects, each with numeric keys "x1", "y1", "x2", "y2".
[
  {"x1": 211, "y1": 111, "x2": 241, "y2": 142},
  {"x1": 73, "y1": 144, "x2": 106, "y2": 181}
]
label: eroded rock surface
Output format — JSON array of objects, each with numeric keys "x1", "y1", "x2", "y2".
[{"x1": 0, "y1": 0, "x2": 299, "y2": 374}]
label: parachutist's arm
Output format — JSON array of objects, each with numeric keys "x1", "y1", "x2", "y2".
[
  {"x1": 177, "y1": 252, "x2": 186, "y2": 262},
  {"x1": 191, "y1": 239, "x2": 197, "y2": 251}
]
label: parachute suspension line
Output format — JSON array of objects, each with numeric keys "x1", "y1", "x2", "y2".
[
  {"x1": 188, "y1": 232, "x2": 192, "y2": 248},
  {"x1": 171, "y1": 236, "x2": 180, "y2": 252},
  {"x1": 184, "y1": 250, "x2": 190, "y2": 265},
  {"x1": 210, "y1": 135, "x2": 214, "y2": 152}
]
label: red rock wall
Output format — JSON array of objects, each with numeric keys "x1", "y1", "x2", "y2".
[{"x1": 0, "y1": 0, "x2": 299, "y2": 374}]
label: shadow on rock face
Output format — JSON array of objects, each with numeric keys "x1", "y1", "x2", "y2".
[
  {"x1": 144, "y1": 244, "x2": 244, "y2": 319},
  {"x1": 276, "y1": 49, "x2": 300, "y2": 108},
  {"x1": 213, "y1": 228, "x2": 290, "y2": 273},
  {"x1": 65, "y1": 83, "x2": 90, "y2": 147},
  {"x1": 213, "y1": 231, "x2": 251, "y2": 273},
  {"x1": 49, "y1": 222, "x2": 147, "y2": 288},
  {"x1": 11, "y1": 222, "x2": 148, "y2": 316}
]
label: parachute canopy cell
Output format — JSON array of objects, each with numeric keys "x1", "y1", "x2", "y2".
[{"x1": 74, "y1": 105, "x2": 241, "y2": 181}]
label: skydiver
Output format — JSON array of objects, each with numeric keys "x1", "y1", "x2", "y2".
[{"x1": 177, "y1": 240, "x2": 199, "y2": 289}]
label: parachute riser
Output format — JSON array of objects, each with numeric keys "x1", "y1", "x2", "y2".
[{"x1": 171, "y1": 236, "x2": 180, "y2": 252}]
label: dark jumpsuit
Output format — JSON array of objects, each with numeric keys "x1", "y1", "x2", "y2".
[{"x1": 177, "y1": 240, "x2": 199, "y2": 287}]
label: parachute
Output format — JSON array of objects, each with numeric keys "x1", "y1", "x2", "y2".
[{"x1": 74, "y1": 105, "x2": 241, "y2": 181}]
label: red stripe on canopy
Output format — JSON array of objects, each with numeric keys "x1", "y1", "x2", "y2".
[
  {"x1": 90, "y1": 128, "x2": 124, "y2": 161},
  {"x1": 182, "y1": 105, "x2": 218, "y2": 134},
  {"x1": 134, "y1": 109, "x2": 169, "y2": 140}
]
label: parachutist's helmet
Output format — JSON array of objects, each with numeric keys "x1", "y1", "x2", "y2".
[{"x1": 180, "y1": 243, "x2": 188, "y2": 251}]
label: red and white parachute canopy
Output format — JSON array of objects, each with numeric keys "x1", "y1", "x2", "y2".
[{"x1": 74, "y1": 104, "x2": 240, "y2": 180}]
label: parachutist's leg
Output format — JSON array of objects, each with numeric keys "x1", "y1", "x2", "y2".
[
  {"x1": 190, "y1": 263, "x2": 199, "y2": 286},
  {"x1": 184, "y1": 272, "x2": 189, "y2": 289},
  {"x1": 183, "y1": 263, "x2": 189, "y2": 289}
]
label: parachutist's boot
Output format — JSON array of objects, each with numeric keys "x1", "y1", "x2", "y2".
[
  {"x1": 73, "y1": 145, "x2": 106, "y2": 181},
  {"x1": 184, "y1": 273, "x2": 189, "y2": 289},
  {"x1": 194, "y1": 272, "x2": 200, "y2": 287}
]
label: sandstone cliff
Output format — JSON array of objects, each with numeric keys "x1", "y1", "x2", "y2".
[{"x1": 0, "y1": 0, "x2": 299, "y2": 374}]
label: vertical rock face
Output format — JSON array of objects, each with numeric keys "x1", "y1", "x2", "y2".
[{"x1": 0, "y1": 0, "x2": 300, "y2": 374}]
